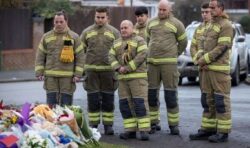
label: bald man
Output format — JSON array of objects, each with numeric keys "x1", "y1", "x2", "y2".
[
  {"x1": 146, "y1": 0, "x2": 187, "y2": 135},
  {"x1": 109, "y1": 20, "x2": 150, "y2": 140}
]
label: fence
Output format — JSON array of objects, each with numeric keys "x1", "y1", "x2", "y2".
[
  {"x1": 0, "y1": 9, "x2": 32, "y2": 50},
  {"x1": 44, "y1": 6, "x2": 149, "y2": 34},
  {"x1": 0, "y1": 9, "x2": 33, "y2": 70},
  {"x1": 0, "y1": 6, "x2": 151, "y2": 71}
]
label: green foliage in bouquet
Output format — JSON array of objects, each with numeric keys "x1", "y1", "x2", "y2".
[{"x1": 68, "y1": 106, "x2": 100, "y2": 147}]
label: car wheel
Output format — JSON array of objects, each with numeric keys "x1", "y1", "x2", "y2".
[
  {"x1": 187, "y1": 77, "x2": 196, "y2": 82},
  {"x1": 240, "y1": 62, "x2": 248, "y2": 81},
  {"x1": 231, "y1": 61, "x2": 240, "y2": 86},
  {"x1": 178, "y1": 77, "x2": 183, "y2": 85}
]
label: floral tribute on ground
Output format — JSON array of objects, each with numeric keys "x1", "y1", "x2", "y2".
[{"x1": 0, "y1": 100, "x2": 101, "y2": 148}]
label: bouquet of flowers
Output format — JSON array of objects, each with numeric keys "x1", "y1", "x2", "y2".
[
  {"x1": 0, "y1": 110, "x2": 17, "y2": 124},
  {"x1": 0, "y1": 109, "x2": 20, "y2": 131},
  {"x1": 22, "y1": 131, "x2": 48, "y2": 148},
  {"x1": 53, "y1": 105, "x2": 101, "y2": 147},
  {"x1": 31, "y1": 104, "x2": 56, "y2": 122},
  {"x1": 1, "y1": 100, "x2": 101, "y2": 147},
  {"x1": 67, "y1": 106, "x2": 101, "y2": 147},
  {"x1": 57, "y1": 106, "x2": 80, "y2": 136}
]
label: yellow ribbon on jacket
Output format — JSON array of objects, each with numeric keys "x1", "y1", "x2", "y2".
[{"x1": 122, "y1": 42, "x2": 132, "y2": 64}]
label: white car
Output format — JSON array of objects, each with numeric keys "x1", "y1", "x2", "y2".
[
  {"x1": 178, "y1": 21, "x2": 248, "y2": 86},
  {"x1": 245, "y1": 33, "x2": 250, "y2": 73}
]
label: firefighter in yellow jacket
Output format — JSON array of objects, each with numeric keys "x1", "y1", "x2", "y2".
[
  {"x1": 80, "y1": 7, "x2": 120, "y2": 135},
  {"x1": 189, "y1": 0, "x2": 233, "y2": 143},
  {"x1": 35, "y1": 11, "x2": 85, "y2": 107},
  {"x1": 134, "y1": 6, "x2": 149, "y2": 40},
  {"x1": 146, "y1": 0, "x2": 187, "y2": 134},
  {"x1": 109, "y1": 20, "x2": 150, "y2": 141},
  {"x1": 190, "y1": 2, "x2": 212, "y2": 68},
  {"x1": 190, "y1": 2, "x2": 211, "y2": 93}
]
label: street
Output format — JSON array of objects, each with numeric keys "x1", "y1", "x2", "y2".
[{"x1": 0, "y1": 79, "x2": 250, "y2": 148}]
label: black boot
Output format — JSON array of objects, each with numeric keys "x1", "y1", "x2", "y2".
[
  {"x1": 46, "y1": 92, "x2": 57, "y2": 108},
  {"x1": 169, "y1": 126, "x2": 180, "y2": 135},
  {"x1": 208, "y1": 133, "x2": 228, "y2": 143},
  {"x1": 189, "y1": 129, "x2": 216, "y2": 140},
  {"x1": 119, "y1": 131, "x2": 136, "y2": 140},
  {"x1": 140, "y1": 131, "x2": 149, "y2": 141},
  {"x1": 104, "y1": 125, "x2": 114, "y2": 135},
  {"x1": 149, "y1": 124, "x2": 157, "y2": 134},
  {"x1": 60, "y1": 93, "x2": 73, "y2": 106},
  {"x1": 155, "y1": 124, "x2": 161, "y2": 131}
]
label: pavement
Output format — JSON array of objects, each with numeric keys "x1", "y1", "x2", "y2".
[
  {"x1": 0, "y1": 69, "x2": 37, "y2": 83},
  {"x1": 2, "y1": 79, "x2": 250, "y2": 148},
  {"x1": 1, "y1": 70, "x2": 250, "y2": 147}
]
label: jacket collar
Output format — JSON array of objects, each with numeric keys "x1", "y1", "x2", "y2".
[
  {"x1": 53, "y1": 26, "x2": 69, "y2": 34},
  {"x1": 135, "y1": 22, "x2": 147, "y2": 29}
]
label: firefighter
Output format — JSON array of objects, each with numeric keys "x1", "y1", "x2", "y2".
[
  {"x1": 190, "y1": 2, "x2": 212, "y2": 92},
  {"x1": 189, "y1": 0, "x2": 233, "y2": 143},
  {"x1": 134, "y1": 6, "x2": 149, "y2": 40},
  {"x1": 35, "y1": 11, "x2": 85, "y2": 107},
  {"x1": 146, "y1": 0, "x2": 187, "y2": 134},
  {"x1": 190, "y1": 2, "x2": 212, "y2": 68},
  {"x1": 109, "y1": 20, "x2": 150, "y2": 141},
  {"x1": 135, "y1": 6, "x2": 162, "y2": 132},
  {"x1": 80, "y1": 7, "x2": 120, "y2": 135}
]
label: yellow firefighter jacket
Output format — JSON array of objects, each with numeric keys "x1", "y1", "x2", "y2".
[
  {"x1": 146, "y1": 14, "x2": 187, "y2": 65},
  {"x1": 190, "y1": 22, "x2": 211, "y2": 64},
  {"x1": 198, "y1": 14, "x2": 233, "y2": 74},
  {"x1": 109, "y1": 34, "x2": 148, "y2": 80},
  {"x1": 80, "y1": 24, "x2": 120, "y2": 71},
  {"x1": 35, "y1": 27, "x2": 85, "y2": 77},
  {"x1": 134, "y1": 22, "x2": 147, "y2": 41}
]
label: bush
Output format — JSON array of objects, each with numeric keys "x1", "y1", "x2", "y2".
[
  {"x1": 239, "y1": 15, "x2": 250, "y2": 33},
  {"x1": 32, "y1": 0, "x2": 75, "y2": 19},
  {"x1": 0, "y1": 0, "x2": 24, "y2": 8}
]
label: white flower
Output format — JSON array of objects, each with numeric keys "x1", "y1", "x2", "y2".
[
  {"x1": 22, "y1": 130, "x2": 48, "y2": 147},
  {"x1": 89, "y1": 128, "x2": 101, "y2": 141},
  {"x1": 32, "y1": 137, "x2": 40, "y2": 144}
]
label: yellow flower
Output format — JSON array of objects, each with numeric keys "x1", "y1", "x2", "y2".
[{"x1": 11, "y1": 115, "x2": 18, "y2": 123}]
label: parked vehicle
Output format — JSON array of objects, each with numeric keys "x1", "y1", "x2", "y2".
[
  {"x1": 178, "y1": 21, "x2": 248, "y2": 86},
  {"x1": 245, "y1": 33, "x2": 250, "y2": 73}
]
